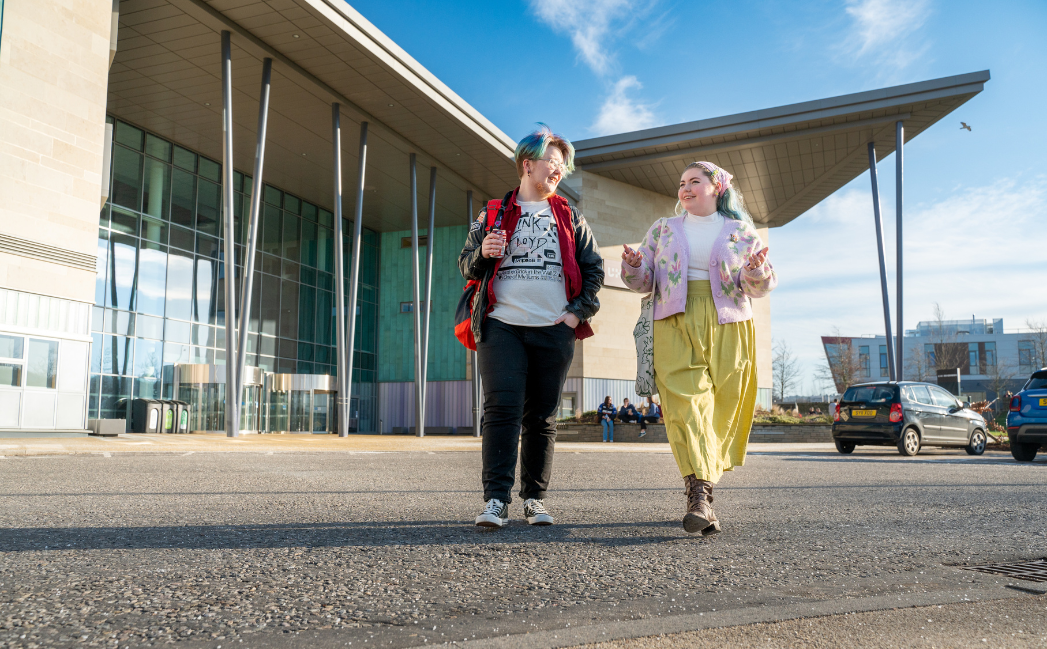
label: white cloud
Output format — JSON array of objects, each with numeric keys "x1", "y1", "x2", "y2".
[
  {"x1": 769, "y1": 176, "x2": 1047, "y2": 391},
  {"x1": 529, "y1": 0, "x2": 637, "y2": 75},
  {"x1": 591, "y1": 76, "x2": 658, "y2": 136},
  {"x1": 841, "y1": 0, "x2": 932, "y2": 70},
  {"x1": 530, "y1": 0, "x2": 663, "y2": 134}
]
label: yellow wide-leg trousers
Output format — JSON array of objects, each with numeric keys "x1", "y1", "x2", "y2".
[{"x1": 653, "y1": 280, "x2": 758, "y2": 483}]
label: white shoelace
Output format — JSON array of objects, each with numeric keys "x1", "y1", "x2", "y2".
[{"x1": 482, "y1": 499, "x2": 505, "y2": 516}]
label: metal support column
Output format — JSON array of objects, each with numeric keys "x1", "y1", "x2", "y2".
[
  {"x1": 343, "y1": 121, "x2": 368, "y2": 437},
  {"x1": 467, "y1": 190, "x2": 482, "y2": 437},
  {"x1": 220, "y1": 31, "x2": 239, "y2": 437},
  {"x1": 236, "y1": 57, "x2": 272, "y2": 408},
  {"x1": 332, "y1": 103, "x2": 348, "y2": 437},
  {"x1": 867, "y1": 142, "x2": 896, "y2": 381},
  {"x1": 895, "y1": 121, "x2": 905, "y2": 381},
  {"x1": 409, "y1": 154, "x2": 424, "y2": 437},
  {"x1": 420, "y1": 166, "x2": 437, "y2": 430}
]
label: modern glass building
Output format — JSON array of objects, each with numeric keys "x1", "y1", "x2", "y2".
[
  {"x1": 94, "y1": 118, "x2": 379, "y2": 431},
  {"x1": 0, "y1": 0, "x2": 986, "y2": 437}
]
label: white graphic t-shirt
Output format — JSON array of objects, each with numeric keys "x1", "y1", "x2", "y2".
[{"x1": 487, "y1": 200, "x2": 568, "y2": 327}]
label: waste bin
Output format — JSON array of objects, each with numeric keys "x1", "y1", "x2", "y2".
[
  {"x1": 159, "y1": 400, "x2": 176, "y2": 433},
  {"x1": 130, "y1": 399, "x2": 163, "y2": 433},
  {"x1": 171, "y1": 400, "x2": 190, "y2": 434}
]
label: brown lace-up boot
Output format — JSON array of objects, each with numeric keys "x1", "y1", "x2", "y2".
[{"x1": 683, "y1": 474, "x2": 721, "y2": 535}]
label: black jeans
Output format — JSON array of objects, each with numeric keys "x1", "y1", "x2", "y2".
[
  {"x1": 477, "y1": 317, "x2": 575, "y2": 503},
  {"x1": 618, "y1": 414, "x2": 649, "y2": 430}
]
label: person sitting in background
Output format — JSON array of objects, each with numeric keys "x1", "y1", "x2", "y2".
[
  {"x1": 646, "y1": 398, "x2": 662, "y2": 422},
  {"x1": 597, "y1": 396, "x2": 617, "y2": 443},
  {"x1": 618, "y1": 398, "x2": 649, "y2": 435}
]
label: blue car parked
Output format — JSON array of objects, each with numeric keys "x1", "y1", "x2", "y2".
[{"x1": 1007, "y1": 369, "x2": 1047, "y2": 462}]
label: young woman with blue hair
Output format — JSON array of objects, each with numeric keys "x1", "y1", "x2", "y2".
[
  {"x1": 459, "y1": 125, "x2": 604, "y2": 528},
  {"x1": 621, "y1": 161, "x2": 777, "y2": 535}
]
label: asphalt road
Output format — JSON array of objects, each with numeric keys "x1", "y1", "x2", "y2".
[{"x1": 1, "y1": 444, "x2": 1045, "y2": 648}]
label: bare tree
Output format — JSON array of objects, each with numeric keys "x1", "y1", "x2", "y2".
[
  {"x1": 904, "y1": 344, "x2": 933, "y2": 382},
  {"x1": 1024, "y1": 318, "x2": 1047, "y2": 369},
  {"x1": 817, "y1": 328, "x2": 863, "y2": 393},
  {"x1": 927, "y1": 303, "x2": 968, "y2": 374},
  {"x1": 983, "y1": 358, "x2": 1017, "y2": 416},
  {"x1": 772, "y1": 340, "x2": 802, "y2": 403}
]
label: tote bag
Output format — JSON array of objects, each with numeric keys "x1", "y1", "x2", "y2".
[{"x1": 633, "y1": 292, "x2": 655, "y2": 397}]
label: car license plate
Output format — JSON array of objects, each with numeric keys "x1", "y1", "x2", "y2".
[
  {"x1": 852, "y1": 409, "x2": 876, "y2": 417},
  {"x1": 1040, "y1": 398, "x2": 1047, "y2": 407}
]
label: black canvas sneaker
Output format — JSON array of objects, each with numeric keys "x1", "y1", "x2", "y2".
[
  {"x1": 523, "y1": 498, "x2": 554, "y2": 526},
  {"x1": 475, "y1": 498, "x2": 509, "y2": 528}
]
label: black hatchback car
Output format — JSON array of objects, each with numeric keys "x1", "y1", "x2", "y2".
[{"x1": 832, "y1": 381, "x2": 988, "y2": 456}]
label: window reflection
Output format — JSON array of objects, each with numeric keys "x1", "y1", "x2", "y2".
[
  {"x1": 106, "y1": 233, "x2": 138, "y2": 311},
  {"x1": 99, "y1": 375, "x2": 131, "y2": 420},
  {"x1": 165, "y1": 249, "x2": 193, "y2": 321},
  {"x1": 194, "y1": 257, "x2": 216, "y2": 324},
  {"x1": 298, "y1": 286, "x2": 315, "y2": 342},
  {"x1": 102, "y1": 335, "x2": 133, "y2": 376},
  {"x1": 279, "y1": 280, "x2": 298, "y2": 339},
  {"x1": 262, "y1": 204, "x2": 281, "y2": 255},
  {"x1": 99, "y1": 119, "x2": 381, "y2": 428},
  {"x1": 26, "y1": 339, "x2": 59, "y2": 389},
  {"x1": 0, "y1": 333, "x2": 25, "y2": 359},
  {"x1": 171, "y1": 168, "x2": 196, "y2": 228},
  {"x1": 137, "y1": 243, "x2": 168, "y2": 317},
  {"x1": 112, "y1": 146, "x2": 143, "y2": 211},
  {"x1": 142, "y1": 158, "x2": 171, "y2": 220},
  {"x1": 0, "y1": 364, "x2": 22, "y2": 387},
  {"x1": 133, "y1": 338, "x2": 163, "y2": 399},
  {"x1": 95, "y1": 232, "x2": 109, "y2": 306},
  {"x1": 301, "y1": 220, "x2": 317, "y2": 267},
  {"x1": 196, "y1": 179, "x2": 220, "y2": 234}
]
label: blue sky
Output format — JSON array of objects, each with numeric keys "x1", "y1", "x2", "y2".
[{"x1": 351, "y1": 0, "x2": 1047, "y2": 392}]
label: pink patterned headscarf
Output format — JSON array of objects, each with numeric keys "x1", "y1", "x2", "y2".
[{"x1": 691, "y1": 161, "x2": 733, "y2": 198}]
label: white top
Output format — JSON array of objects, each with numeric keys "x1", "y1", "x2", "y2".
[
  {"x1": 488, "y1": 200, "x2": 568, "y2": 327},
  {"x1": 682, "y1": 212, "x2": 724, "y2": 280}
]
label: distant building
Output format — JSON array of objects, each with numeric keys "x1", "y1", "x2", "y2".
[{"x1": 821, "y1": 318, "x2": 1045, "y2": 403}]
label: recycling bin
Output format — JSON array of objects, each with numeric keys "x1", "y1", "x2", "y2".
[
  {"x1": 171, "y1": 400, "x2": 190, "y2": 433},
  {"x1": 130, "y1": 399, "x2": 163, "y2": 433},
  {"x1": 159, "y1": 400, "x2": 176, "y2": 433}
]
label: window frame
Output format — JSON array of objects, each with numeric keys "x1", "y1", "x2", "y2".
[{"x1": 0, "y1": 333, "x2": 27, "y2": 389}]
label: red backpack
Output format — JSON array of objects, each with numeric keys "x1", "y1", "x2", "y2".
[{"x1": 453, "y1": 199, "x2": 506, "y2": 351}]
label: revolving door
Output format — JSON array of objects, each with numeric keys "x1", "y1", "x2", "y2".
[
  {"x1": 266, "y1": 373, "x2": 338, "y2": 434},
  {"x1": 174, "y1": 364, "x2": 265, "y2": 434}
]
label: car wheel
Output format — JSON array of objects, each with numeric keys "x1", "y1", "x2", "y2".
[
  {"x1": 897, "y1": 428, "x2": 920, "y2": 456},
  {"x1": 965, "y1": 430, "x2": 986, "y2": 456},
  {"x1": 835, "y1": 439, "x2": 856, "y2": 454},
  {"x1": 1011, "y1": 441, "x2": 1039, "y2": 462}
]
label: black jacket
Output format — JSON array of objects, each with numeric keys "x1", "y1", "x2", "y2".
[{"x1": 458, "y1": 190, "x2": 604, "y2": 345}]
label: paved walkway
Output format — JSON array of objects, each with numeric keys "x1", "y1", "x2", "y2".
[
  {"x1": 1, "y1": 441, "x2": 1043, "y2": 648},
  {"x1": 0, "y1": 432, "x2": 838, "y2": 457}
]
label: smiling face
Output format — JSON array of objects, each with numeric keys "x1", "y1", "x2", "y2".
[
  {"x1": 678, "y1": 167, "x2": 719, "y2": 216},
  {"x1": 521, "y1": 145, "x2": 565, "y2": 199}
]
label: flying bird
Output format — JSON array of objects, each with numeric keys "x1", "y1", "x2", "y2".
[{"x1": 960, "y1": 122, "x2": 972, "y2": 131}]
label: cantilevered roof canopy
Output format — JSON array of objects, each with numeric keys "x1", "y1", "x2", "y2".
[
  {"x1": 573, "y1": 71, "x2": 990, "y2": 228},
  {"x1": 108, "y1": 0, "x2": 519, "y2": 232}
]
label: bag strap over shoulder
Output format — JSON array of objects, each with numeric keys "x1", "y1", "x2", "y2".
[{"x1": 484, "y1": 198, "x2": 506, "y2": 232}]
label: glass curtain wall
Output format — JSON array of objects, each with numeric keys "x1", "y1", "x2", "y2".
[{"x1": 91, "y1": 117, "x2": 380, "y2": 430}]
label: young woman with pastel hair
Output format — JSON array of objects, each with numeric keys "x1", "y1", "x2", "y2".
[{"x1": 620, "y1": 161, "x2": 777, "y2": 535}]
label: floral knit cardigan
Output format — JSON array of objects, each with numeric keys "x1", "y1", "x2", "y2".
[{"x1": 621, "y1": 215, "x2": 777, "y2": 324}]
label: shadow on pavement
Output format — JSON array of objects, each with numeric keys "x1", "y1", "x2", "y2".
[{"x1": 0, "y1": 519, "x2": 686, "y2": 553}]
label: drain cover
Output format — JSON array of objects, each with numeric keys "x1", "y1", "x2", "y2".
[{"x1": 961, "y1": 559, "x2": 1047, "y2": 583}]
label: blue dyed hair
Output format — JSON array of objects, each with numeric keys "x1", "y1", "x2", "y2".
[
  {"x1": 514, "y1": 124, "x2": 576, "y2": 178},
  {"x1": 675, "y1": 162, "x2": 754, "y2": 225}
]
